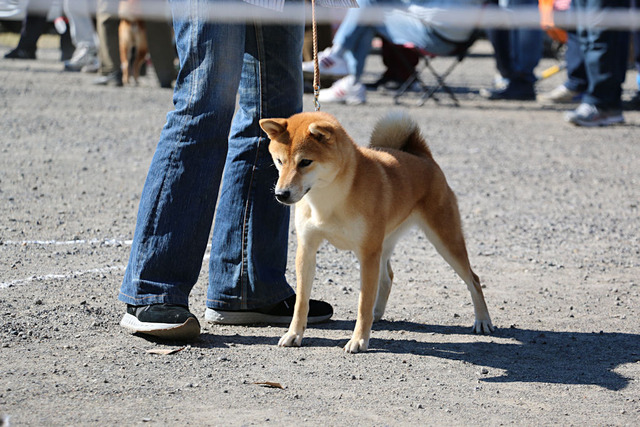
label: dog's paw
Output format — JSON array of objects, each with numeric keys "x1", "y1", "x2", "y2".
[
  {"x1": 472, "y1": 319, "x2": 495, "y2": 334},
  {"x1": 343, "y1": 337, "x2": 369, "y2": 353},
  {"x1": 278, "y1": 331, "x2": 304, "y2": 347}
]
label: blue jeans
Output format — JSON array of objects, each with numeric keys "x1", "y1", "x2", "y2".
[
  {"x1": 488, "y1": 0, "x2": 542, "y2": 85},
  {"x1": 333, "y1": 0, "x2": 461, "y2": 80},
  {"x1": 119, "y1": 0, "x2": 304, "y2": 310},
  {"x1": 563, "y1": 31, "x2": 588, "y2": 93},
  {"x1": 574, "y1": 0, "x2": 630, "y2": 109},
  {"x1": 332, "y1": 0, "x2": 386, "y2": 79}
]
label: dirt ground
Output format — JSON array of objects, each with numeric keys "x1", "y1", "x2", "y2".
[{"x1": 1, "y1": 36, "x2": 639, "y2": 426}]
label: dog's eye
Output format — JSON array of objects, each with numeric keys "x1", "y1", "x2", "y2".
[
  {"x1": 276, "y1": 158, "x2": 283, "y2": 166},
  {"x1": 298, "y1": 159, "x2": 313, "y2": 168}
]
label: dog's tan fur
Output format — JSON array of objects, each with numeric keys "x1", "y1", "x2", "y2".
[
  {"x1": 260, "y1": 111, "x2": 494, "y2": 353},
  {"x1": 118, "y1": 18, "x2": 148, "y2": 85}
]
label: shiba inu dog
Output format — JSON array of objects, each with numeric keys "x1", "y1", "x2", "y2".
[
  {"x1": 260, "y1": 111, "x2": 494, "y2": 353},
  {"x1": 118, "y1": 18, "x2": 148, "y2": 85}
]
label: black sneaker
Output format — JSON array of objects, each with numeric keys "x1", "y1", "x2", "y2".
[
  {"x1": 120, "y1": 304, "x2": 201, "y2": 340},
  {"x1": 480, "y1": 82, "x2": 536, "y2": 101},
  {"x1": 204, "y1": 295, "x2": 333, "y2": 325},
  {"x1": 623, "y1": 91, "x2": 640, "y2": 110},
  {"x1": 4, "y1": 47, "x2": 36, "y2": 60}
]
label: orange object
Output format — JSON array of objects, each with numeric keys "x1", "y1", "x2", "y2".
[{"x1": 539, "y1": 0, "x2": 568, "y2": 44}]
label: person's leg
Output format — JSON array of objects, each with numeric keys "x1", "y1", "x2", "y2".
[
  {"x1": 63, "y1": 0, "x2": 99, "y2": 71},
  {"x1": 64, "y1": 0, "x2": 97, "y2": 49},
  {"x1": 206, "y1": 19, "x2": 305, "y2": 311},
  {"x1": 486, "y1": 28, "x2": 512, "y2": 81},
  {"x1": 577, "y1": 0, "x2": 629, "y2": 110},
  {"x1": 634, "y1": 28, "x2": 640, "y2": 90},
  {"x1": 563, "y1": 30, "x2": 588, "y2": 92},
  {"x1": 119, "y1": 1, "x2": 245, "y2": 308},
  {"x1": 383, "y1": 10, "x2": 458, "y2": 56},
  {"x1": 565, "y1": 0, "x2": 629, "y2": 125},
  {"x1": 94, "y1": 0, "x2": 122, "y2": 84},
  {"x1": 508, "y1": 0, "x2": 543, "y2": 87},
  {"x1": 145, "y1": 19, "x2": 177, "y2": 88},
  {"x1": 331, "y1": 0, "x2": 376, "y2": 51},
  {"x1": 4, "y1": 0, "x2": 49, "y2": 59},
  {"x1": 536, "y1": 29, "x2": 586, "y2": 103},
  {"x1": 331, "y1": 0, "x2": 388, "y2": 80},
  {"x1": 18, "y1": 12, "x2": 47, "y2": 51},
  {"x1": 631, "y1": 1, "x2": 640, "y2": 105},
  {"x1": 482, "y1": 0, "x2": 541, "y2": 99}
]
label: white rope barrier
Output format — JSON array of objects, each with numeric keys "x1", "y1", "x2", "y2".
[{"x1": 13, "y1": 2, "x2": 640, "y2": 30}]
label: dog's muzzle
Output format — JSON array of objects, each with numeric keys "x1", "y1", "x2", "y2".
[{"x1": 275, "y1": 189, "x2": 293, "y2": 205}]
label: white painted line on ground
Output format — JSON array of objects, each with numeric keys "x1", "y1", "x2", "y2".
[
  {"x1": 0, "y1": 265, "x2": 126, "y2": 289},
  {"x1": 0, "y1": 254, "x2": 211, "y2": 290},
  {"x1": 1, "y1": 239, "x2": 133, "y2": 246}
]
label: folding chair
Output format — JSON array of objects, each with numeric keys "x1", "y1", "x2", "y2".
[{"x1": 392, "y1": 30, "x2": 482, "y2": 107}]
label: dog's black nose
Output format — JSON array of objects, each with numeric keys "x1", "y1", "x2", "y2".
[{"x1": 275, "y1": 190, "x2": 291, "y2": 204}]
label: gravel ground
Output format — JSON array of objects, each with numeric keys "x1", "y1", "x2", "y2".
[{"x1": 1, "y1": 38, "x2": 639, "y2": 426}]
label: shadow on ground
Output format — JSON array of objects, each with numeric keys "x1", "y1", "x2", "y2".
[{"x1": 192, "y1": 320, "x2": 638, "y2": 391}]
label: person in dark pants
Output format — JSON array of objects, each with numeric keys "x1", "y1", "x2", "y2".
[
  {"x1": 482, "y1": 0, "x2": 544, "y2": 100},
  {"x1": 564, "y1": 0, "x2": 630, "y2": 126},
  {"x1": 628, "y1": 0, "x2": 640, "y2": 107},
  {"x1": 4, "y1": 0, "x2": 74, "y2": 61}
]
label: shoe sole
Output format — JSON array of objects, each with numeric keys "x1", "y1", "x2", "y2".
[
  {"x1": 566, "y1": 116, "x2": 624, "y2": 127},
  {"x1": 204, "y1": 308, "x2": 332, "y2": 325},
  {"x1": 120, "y1": 313, "x2": 201, "y2": 340},
  {"x1": 537, "y1": 96, "x2": 579, "y2": 104}
]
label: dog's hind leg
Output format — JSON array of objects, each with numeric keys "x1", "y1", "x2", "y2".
[
  {"x1": 128, "y1": 45, "x2": 137, "y2": 84},
  {"x1": 119, "y1": 42, "x2": 130, "y2": 83},
  {"x1": 373, "y1": 257, "x2": 393, "y2": 322},
  {"x1": 133, "y1": 23, "x2": 148, "y2": 85},
  {"x1": 374, "y1": 227, "x2": 405, "y2": 322},
  {"x1": 345, "y1": 249, "x2": 383, "y2": 353},
  {"x1": 417, "y1": 195, "x2": 494, "y2": 334}
]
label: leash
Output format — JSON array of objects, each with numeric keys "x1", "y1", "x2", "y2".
[{"x1": 311, "y1": 0, "x2": 321, "y2": 111}]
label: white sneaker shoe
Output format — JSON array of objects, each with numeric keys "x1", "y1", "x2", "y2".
[
  {"x1": 64, "y1": 45, "x2": 99, "y2": 72},
  {"x1": 564, "y1": 102, "x2": 624, "y2": 127},
  {"x1": 318, "y1": 75, "x2": 366, "y2": 105},
  {"x1": 537, "y1": 85, "x2": 581, "y2": 104},
  {"x1": 302, "y1": 48, "x2": 349, "y2": 78}
]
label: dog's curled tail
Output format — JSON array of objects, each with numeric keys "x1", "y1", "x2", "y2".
[{"x1": 369, "y1": 111, "x2": 432, "y2": 158}]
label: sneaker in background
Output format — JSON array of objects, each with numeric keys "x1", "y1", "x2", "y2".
[
  {"x1": 93, "y1": 71, "x2": 123, "y2": 87},
  {"x1": 4, "y1": 47, "x2": 36, "y2": 60},
  {"x1": 120, "y1": 303, "x2": 201, "y2": 340},
  {"x1": 302, "y1": 48, "x2": 349, "y2": 78},
  {"x1": 564, "y1": 102, "x2": 624, "y2": 127},
  {"x1": 64, "y1": 45, "x2": 99, "y2": 72},
  {"x1": 537, "y1": 85, "x2": 581, "y2": 104},
  {"x1": 318, "y1": 75, "x2": 366, "y2": 105}
]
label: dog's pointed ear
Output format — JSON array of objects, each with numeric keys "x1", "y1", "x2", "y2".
[
  {"x1": 308, "y1": 121, "x2": 335, "y2": 143},
  {"x1": 260, "y1": 118, "x2": 288, "y2": 140}
]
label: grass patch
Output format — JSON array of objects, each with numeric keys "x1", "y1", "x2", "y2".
[{"x1": 0, "y1": 33, "x2": 62, "y2": 49}]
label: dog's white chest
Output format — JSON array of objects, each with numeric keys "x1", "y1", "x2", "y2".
[{"x1": 311, "y1": 215, "x2": 366, "y2": 251}]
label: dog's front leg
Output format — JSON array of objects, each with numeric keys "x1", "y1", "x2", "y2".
[
  {"x1": 278, "y1": 235, "x2": 321, "y2": 348},
  {"x1": 344, "y1": 251, "x2": 381, "y2": 353}
]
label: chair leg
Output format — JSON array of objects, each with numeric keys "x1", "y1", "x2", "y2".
[
  {"x1": 421, "y1": 58, "x2": 462, "y2": 107},
  {"x1": 394, "y1": 70, "x2": 428, "y2": 104}
]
